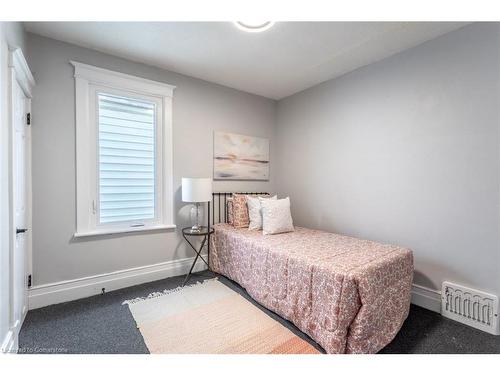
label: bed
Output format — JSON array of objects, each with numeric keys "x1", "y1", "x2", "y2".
[{"x1": 207, "y1": 193, "x2": 414, "y2": 354}]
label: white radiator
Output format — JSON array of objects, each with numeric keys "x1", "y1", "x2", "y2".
[{"x1": 442, "y1": 282, "x2": 499, "y2": 335}]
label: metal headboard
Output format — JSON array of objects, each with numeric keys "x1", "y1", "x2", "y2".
[
  {"x1": 207, "y1": 192, "x2": 268, "y2": 266},
  {"x1": 208, "y1": 192, "x2": 269, "y2": 228}
]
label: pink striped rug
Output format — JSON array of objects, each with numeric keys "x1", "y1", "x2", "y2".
[{"x1": 124, "y1": 279, "x2": 320, "y2": 354}]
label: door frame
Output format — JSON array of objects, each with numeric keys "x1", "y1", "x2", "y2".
[{"x1": 6, "y1": 47, "x2": 35, "y2": 353}]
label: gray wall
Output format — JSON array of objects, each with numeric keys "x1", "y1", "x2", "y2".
[
  {"x1": 275, "y1": 23, "x2": 500, "y2": 295},
  {"x1": 27, "y1": 33, "x2": 276, "y2": 286}
]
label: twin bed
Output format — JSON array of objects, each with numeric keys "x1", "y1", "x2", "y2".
[{"x1": 207, "y1": 193, "x2": 414, "y2": 354}]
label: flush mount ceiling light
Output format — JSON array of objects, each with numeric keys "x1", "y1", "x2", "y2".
[{"x1": 234, "y1": 21, "x2": 275, "y2": 33}]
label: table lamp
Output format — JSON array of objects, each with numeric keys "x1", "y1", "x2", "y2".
[{"x1": 182, "y1": 177, "x2": 212, "y2": 232}]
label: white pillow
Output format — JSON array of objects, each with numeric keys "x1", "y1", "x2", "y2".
[
  {"x1": 246, "y1": 195, "x2": 277, "y2": 230},
  {"x1": 261, "y1": 197, "x2": 294, "y2": 235}
]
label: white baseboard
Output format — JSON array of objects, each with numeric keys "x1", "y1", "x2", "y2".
[
  {"x1": 28, "y1": 255, "x2": 208, "y2": 310},
  {"x1": 411, "y1": 283, "x2": 441, "y2": 313},
  {"x1": 1, "y1": 329, "x2": 16, "y2": 354}
]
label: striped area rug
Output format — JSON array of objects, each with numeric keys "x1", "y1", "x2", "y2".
[{"x1": 124, "y1": 278, "x2": 320, "y2": 354}]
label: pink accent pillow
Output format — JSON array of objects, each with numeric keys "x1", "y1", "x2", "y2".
[
  {"x1": 231, "y1": 193, "x2": 270, "y2": 228},
  {"x1": 232, "y1": 194, "x2": 250, "y2": 228},
  {"x1": 227, "y1": 198, "x2": 234, "y2": 225}
]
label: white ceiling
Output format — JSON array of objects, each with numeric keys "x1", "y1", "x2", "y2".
[{"x1": 25, "y1": 22, "x2": 468, "y2": 100}]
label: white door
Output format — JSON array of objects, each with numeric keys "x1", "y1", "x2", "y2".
[{"x1": 11, "y1": 77, "x2": 30, "y2": 347}]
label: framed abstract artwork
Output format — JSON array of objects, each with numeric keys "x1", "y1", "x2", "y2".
[{"x1": 213, "y1": 132, "x2": 270, "y2": 180}]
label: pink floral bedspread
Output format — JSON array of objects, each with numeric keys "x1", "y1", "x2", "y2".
[{"x1": 209, "y1": 224, "x2": 413, "y2": 354}]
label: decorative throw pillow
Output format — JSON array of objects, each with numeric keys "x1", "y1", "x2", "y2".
[
  {"x1": 231, "y1": 193, "x2": 270, "y2": 228},
  {"x1": 231, "y1": 194, "x2": 250, "y2": 228},
  {"x1": 246, "y1": 195, "x2": 277, "y2": 230},
  {"x1": 227, "y1": 198, "x2": 234, "y2": 225},
  {"x1": 261, "y1": 197, "x2": 294, "y2": 235}
]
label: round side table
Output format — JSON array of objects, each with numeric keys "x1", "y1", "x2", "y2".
[{"x1": 181, "y1": 226, "x2": 214, "y2": 286}]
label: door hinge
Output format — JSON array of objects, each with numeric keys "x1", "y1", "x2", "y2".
[
  {"x1": 26, "y1": 113, "x2": 31, "y2": 126},
  {"x1": 28, "y1": 274, "x2": 32, "y2": 288}
]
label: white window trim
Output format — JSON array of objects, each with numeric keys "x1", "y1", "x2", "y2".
[{"x1": 71, "y1": 61, "x2": 176, "y2": 237}]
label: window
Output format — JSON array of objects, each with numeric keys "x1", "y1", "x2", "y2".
[
  {"x1": 97, "y1": 93, "x2": 156, "y2": 225},
  {"x1": 72, "y1": 62, "x2": 175, "y2": 237}
]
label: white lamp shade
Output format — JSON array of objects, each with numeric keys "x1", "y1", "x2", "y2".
[{"x1": 182, "y1": 177, "x2": 212, "y2": 202}]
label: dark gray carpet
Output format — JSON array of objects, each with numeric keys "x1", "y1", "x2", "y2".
[{"x1": 19, "y1": 271, "x2": 500, "y2": 354}]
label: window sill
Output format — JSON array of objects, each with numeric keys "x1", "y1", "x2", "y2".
[{"x1": 73, "y1": 224, "x2": 177, "y2": 238}]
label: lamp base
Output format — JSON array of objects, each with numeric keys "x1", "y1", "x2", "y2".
[
  {"x1": 189, "y1": 203, "x2": 203, "y2": 232},
  {"x1": 189, "y1": 225, "x2": 202, "y2": 233}
]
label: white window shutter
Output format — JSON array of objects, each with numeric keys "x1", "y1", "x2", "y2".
[{"x1": 97, "y1": 93, "x2": 156, "y2": 224}]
